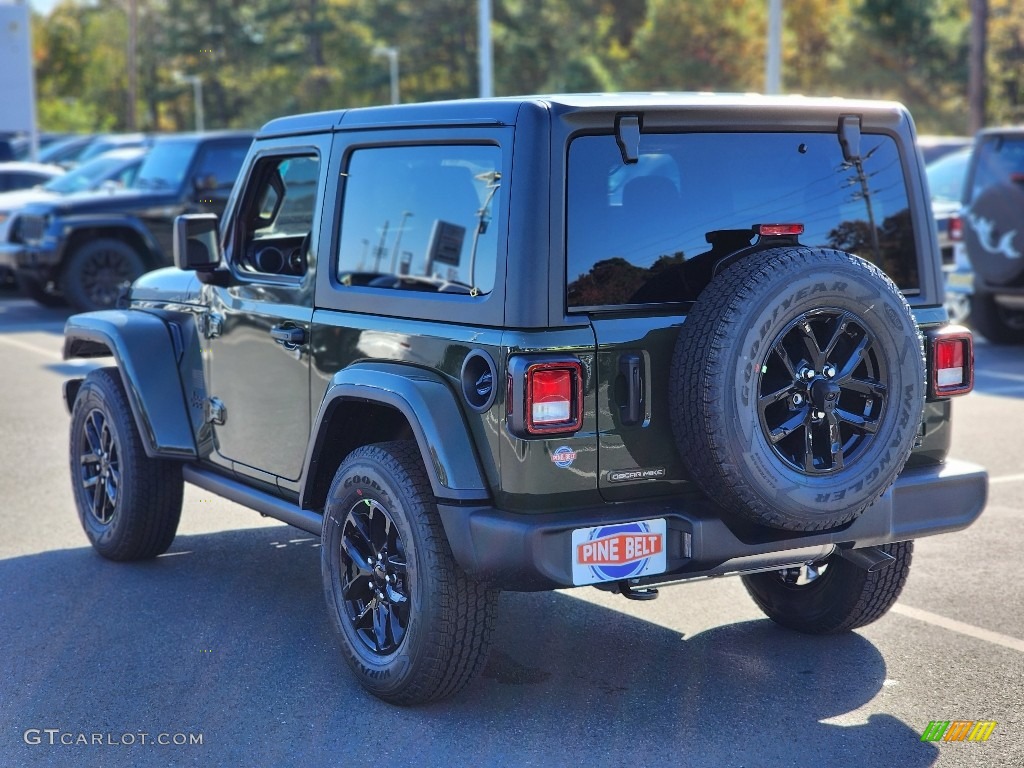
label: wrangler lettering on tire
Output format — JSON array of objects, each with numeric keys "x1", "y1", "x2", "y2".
[{"x1": 671, "y1": 247, "x2": 926, "y2": 531}]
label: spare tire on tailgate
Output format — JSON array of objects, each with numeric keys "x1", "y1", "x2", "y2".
[
  {"x1": 670, "y1": 246, "x2": 925, "y2": 532},
  {"x1": 963, "y1": 182, "x2": 1024, "y2": 286}
]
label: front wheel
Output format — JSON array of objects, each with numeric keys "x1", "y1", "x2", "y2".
[
  {"x1": 741, "y1": 541, "x2": 913, "y2": 634},
  {"x1": 63, "y1": 238, "x2": 146, "y2": 312},
  {"x1": 69, "y1": 367, "x2": 184, "y2": 560},
  {"x1": 321, "y1": 441, "x2": 497, "y2": 705}
]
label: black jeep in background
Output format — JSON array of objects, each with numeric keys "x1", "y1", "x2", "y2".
[
  {"x1": 5, "y1": 131, "x2": 251, "y2": 312},
  {"x1": 61, "y1": 95, "x2": 985, "y2": 704}
]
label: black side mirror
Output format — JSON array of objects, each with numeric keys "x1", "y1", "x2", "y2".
[{"x1": 174, "y1": 213, "x2": 222, "y2": 271}]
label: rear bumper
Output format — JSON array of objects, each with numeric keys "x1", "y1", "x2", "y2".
[{"x1": 437, "y1": 459, "x2": 987, "y2": 591}]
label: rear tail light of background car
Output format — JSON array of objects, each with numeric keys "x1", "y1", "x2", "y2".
[
  {"x1": 929, "y1": 328, "x2": 974, "y2": 398},
  {"x1": 506, "y1": 357, "x2": 584, "y2": 437},
  {"x1": 948, "y1": 214, "x2": 963, "y2": 242}
]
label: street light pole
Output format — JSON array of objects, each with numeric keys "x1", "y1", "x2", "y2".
[
  {"x1": 173, "y1": 72, "x2": 204, "y2": 132},
  {"x1": 479, "y1": 0, "x2": 493, "y2": 98},
  {"x1": 373, "y1": 46, "x2": 400, "y2": 105},
  {"x1": 766, "y1": 0, "x2": 782, "y2": 94}
]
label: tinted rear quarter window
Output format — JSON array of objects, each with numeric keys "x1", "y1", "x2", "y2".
[
  {"x1": 337, "y1": 144, "x2": 502, "y2": 296},
  {"x1": 567, "y1": 132, "x2": 918, "y2": 309}
]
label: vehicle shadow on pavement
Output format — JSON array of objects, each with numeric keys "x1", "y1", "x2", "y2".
[{"x1": 1, "y1": 526, "x2": 938, "y2": 768}]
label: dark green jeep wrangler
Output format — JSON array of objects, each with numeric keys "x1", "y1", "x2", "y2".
[{"x1": 62, "y1": 94, "x2": 986, "y2": 704}]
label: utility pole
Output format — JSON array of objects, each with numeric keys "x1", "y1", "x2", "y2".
[
  {"x1": 127, "y1": 0, "x2": 138, "y2": 130},
  {"x1": 765, "y1": 0, "x2": 782, "y2": 94},
  {"x1": 968, "y1": 0, "x2": 987, "y2": 134},
  {"x1": 479, "y1": 0, "x2": 493, "y2": 98}
]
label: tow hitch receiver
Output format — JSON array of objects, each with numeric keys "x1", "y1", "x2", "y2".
[{"x1": 617, "y1": 581, "x2": 660, "y2": 601}]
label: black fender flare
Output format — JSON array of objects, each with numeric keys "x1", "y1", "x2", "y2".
[
  {"x1": 63, "y1": 310, "x2": 197, "y2": 459},
  {"x1": 300, "y1": 363, "x2": 490, "y2": 507}
]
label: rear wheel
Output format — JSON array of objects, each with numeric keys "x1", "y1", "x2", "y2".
[
  {"x1": 69, "y1": 367, "x2": 183, "y2": 560},
  {"x1": 321, "y1": 441, "x2": 497, "y2": 704},
  {"x1": 63, "y1": 238, "x2": 146, "y2": 312},
  {"x1": 742, "y1": 541, "x2": 913, "y2": 633}
]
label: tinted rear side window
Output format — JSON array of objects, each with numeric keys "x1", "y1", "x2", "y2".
[
  {"x1": 567, "y1": 132, "x2": 918, "y2": 309},
  {"x1": 337, "y1": 144, "x2": 502, "y2": 296}
]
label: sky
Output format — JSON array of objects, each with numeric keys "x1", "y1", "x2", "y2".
[{"x1": 28, "y1": 0, "x2": 58, "y2": 16}]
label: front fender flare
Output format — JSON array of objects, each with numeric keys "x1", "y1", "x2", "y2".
[
  {"x1": 302, "y1": 363, "x2": 490, "y2": 506},
  {"x1": 63, "y1": 310, "x2": 196, "y2": 459}
]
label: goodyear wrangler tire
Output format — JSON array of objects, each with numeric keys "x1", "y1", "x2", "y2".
[
  {"x1": 69, "y1": 367, "x2": 183, "y2": 560},
  {"x1": 670, "y1": 247, "x2": 925, "y2": 531},
  {"x1": 321, "y1": 440, "x2": 497, "y2": 705},
  {"x1": 742, "y1": 541, "x2": 913, "y2": 633}
]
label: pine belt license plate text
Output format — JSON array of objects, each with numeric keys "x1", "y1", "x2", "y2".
[{"x1": 571, "y1": 518, "x2": 667, "y2": 586}]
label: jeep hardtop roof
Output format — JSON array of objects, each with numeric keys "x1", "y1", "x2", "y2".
[{"x1": 257, "y1": 93, "x2": 911, "y2": 138}]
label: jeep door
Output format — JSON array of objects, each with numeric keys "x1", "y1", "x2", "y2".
[{"x1": 202, "y1": 138, "x2": 329, "y2": 483}]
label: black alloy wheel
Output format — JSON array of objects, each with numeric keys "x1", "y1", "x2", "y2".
[
  {"x1": 321, "y1": 441, "x2": 497, "y2": 704},
  {"x1": 757, "y1": 308, "x2": 888, "y2": 475},
  {"x1": 79, "y1": 247, "x2": 137, "y2": 307},
  {"x1": 63, "y1": 238, "x2": 146, "y2": 312},
  {"x1": 339, "y1": 497, "x2": 411, "y2": 656},
  {"x1": 69, "y1": 367, "x2": 183, "y2": 561},
  {"x1": 78, "y1": 407, "x2": 122, "y2": 525}
]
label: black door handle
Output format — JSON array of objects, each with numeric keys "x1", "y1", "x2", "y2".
[{"x1": 270, "y1": 325, "x2": 306, "y2": 346}]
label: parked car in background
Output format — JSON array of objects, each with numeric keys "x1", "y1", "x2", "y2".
[
  {"x1": 0, "y1": 148, "x2": 148, "y2": 295},
  {"x1": 925, "y1": 147, "x2": 972, "y2": 324},
  {"x1": 0, "y1": 134, "x2": 28, "y2": 162},
  {"x1": 960, "y1": 127, "x2": 1024, "y2": 343},
  {"x1": 918, "y1": 135, "x2": 971, "y2": 164},
  {"x1": 37, "y1": 133, "x2": 150, "y2": 169},
  {"x1": 36, "y1": 135, "x2": 96, "y2": 167},
  {"x1": 2, "y1": 132, "x2": 252, "y2": 311},
  {"x1": 0, "y1": 161, "x2": 65, "y2": 192}
]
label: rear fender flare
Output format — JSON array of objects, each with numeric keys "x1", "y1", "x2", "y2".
[{"x1": 301, "y1": 363, "x2": 489, "y2": 508}]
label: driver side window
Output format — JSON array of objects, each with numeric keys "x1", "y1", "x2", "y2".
[{"x1": 236, "y1": 154, "x2": 320, "y2": 277}]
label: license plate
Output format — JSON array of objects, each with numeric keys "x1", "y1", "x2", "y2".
[{"x1": 571, "y1": 518, "x2": 667, "y2": 586}]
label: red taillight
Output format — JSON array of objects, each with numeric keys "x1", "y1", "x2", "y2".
[
  {"x1": 525, "y1": 361, "x2": 583, "y2": 435},
  {"x1": 949, "y1": 214, "x2": 963, "y2": 242},
  {"x1": 758, "y1": 223, "x2": 804, "y2": 237},
  {"x1": 931, "y1": 330, "x2": 973, "y2": 397}
]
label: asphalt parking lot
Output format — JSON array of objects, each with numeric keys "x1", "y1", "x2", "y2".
[{"x1": 1, "y1": 287, "x2": 1021, "y2": 768}]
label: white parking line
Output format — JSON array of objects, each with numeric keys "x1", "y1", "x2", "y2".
[
  {"x1": 0, "y1": 334, "x2": 62, "y2": 360},
  {"x1": 892, "y1": 604, "x2": 1024, "y2": 654},
  {"x1": 988, "y1": 472, "x2": 1024, "y2": 485},
  {"x1": 974, "y1": 384, "x2": 1024, "y2": 395},
  {"x1": 976, "y1": 370, "x2": 1024, "y2": 384}
]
